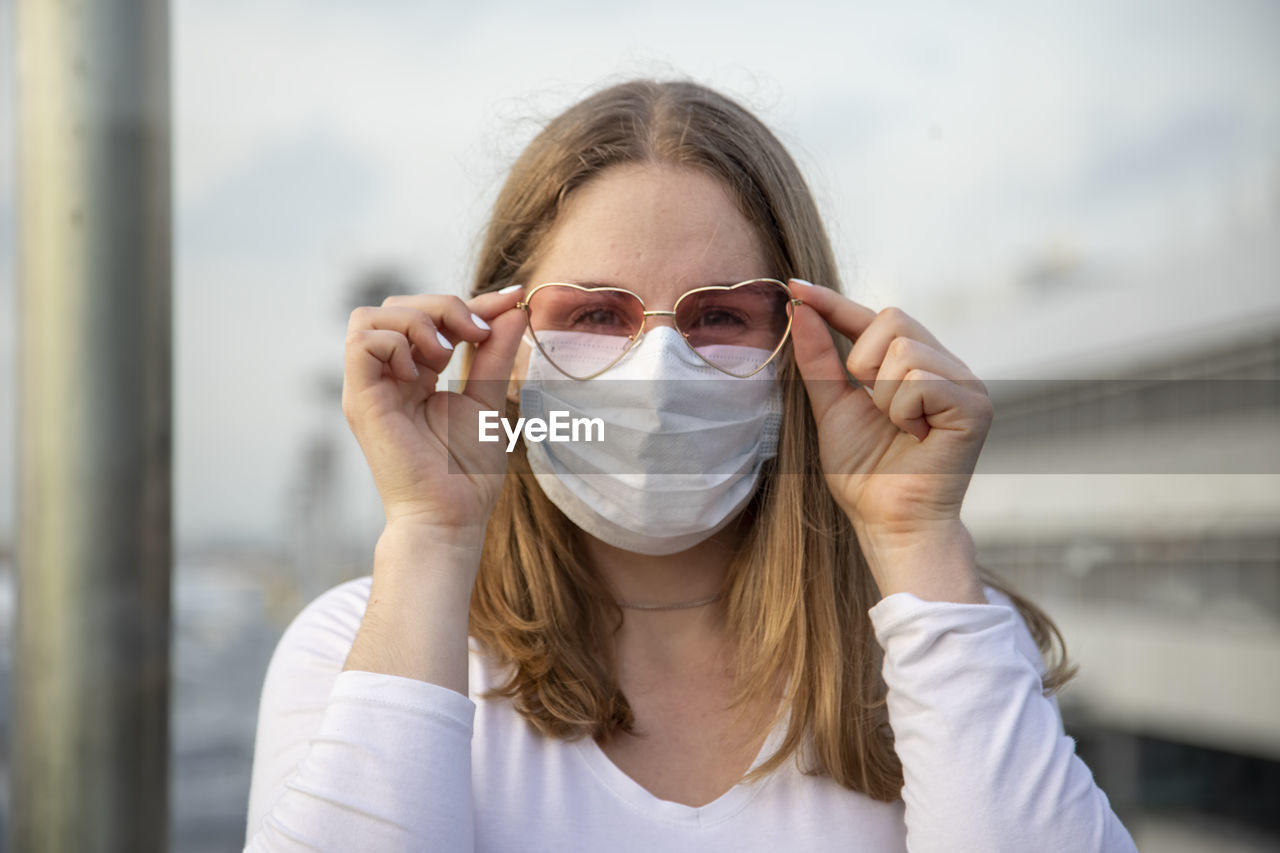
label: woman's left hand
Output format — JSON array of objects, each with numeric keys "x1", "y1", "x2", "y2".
[{"x1": 788, "y1": 279, "x2": 992, "y2": 603}]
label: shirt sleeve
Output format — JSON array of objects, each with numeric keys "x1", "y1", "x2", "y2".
[
  {"x1": 868, "y1": 585, "x2": 1138, "y2": 853},
  {"x1": 243, "y1": 578, "x2": 476, "y2": 852}
]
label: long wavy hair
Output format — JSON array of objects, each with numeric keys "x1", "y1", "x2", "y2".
[{"x1": 466, "y1": 79, "x2": 1076, "y2": 801}]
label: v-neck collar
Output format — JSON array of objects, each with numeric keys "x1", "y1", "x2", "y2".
[{"x1": 570, "y1": 709, "x2": 792, "y2": 828}]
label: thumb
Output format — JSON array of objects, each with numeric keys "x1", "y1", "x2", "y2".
[
  {"x1": 791, "y1": 303, "x2": 869, "y2": 424},
  {"x1": 463, "y1": 306, "x2": 525, "y2": 412}
]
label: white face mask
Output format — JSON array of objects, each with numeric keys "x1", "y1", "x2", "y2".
[{"x1": 520, "y1": 326, "x2": 783, "y2": 555}]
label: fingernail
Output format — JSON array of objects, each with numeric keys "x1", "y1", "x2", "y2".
[
  {"x1": 411, "y1": 362, "x2": 420, "y2": 377},
  {"x1": 498, "y1": 283, "x2": 523, "y2": 294},
  {"x1": 435, "y1": 331, "x2": 454, "y2": 351},
  {"x1": 470, "y1": 312, "x2": 490, "y2": 331},
  {"x1": 790, "y1": 278, "x2": 817, "y2": 288}
]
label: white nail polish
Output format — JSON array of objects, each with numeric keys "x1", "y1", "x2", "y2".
[
  {"x1": 498, "y1": 283, "x2": 522, "y2": 294},
  {"x1": 471, "y1": 313, "x2": 490, "y2": 331},
  {"x1": 436, "y1": 331, "x2": 454, "y2": 351},
  {"x1": 791, "y1": 278, "x2": 817, "y2": 288}
]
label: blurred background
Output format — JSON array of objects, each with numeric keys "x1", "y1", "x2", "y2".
[{"x1": 1, "y1": 0, "x2": 1278, "y2": 850}]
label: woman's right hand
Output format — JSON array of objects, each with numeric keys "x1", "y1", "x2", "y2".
[{"x1": 341, "y1": 287, "x2": 526, "y2": 546}]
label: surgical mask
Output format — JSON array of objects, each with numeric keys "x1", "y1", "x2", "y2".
[{"x1": 520, "y1": 326, "x2": 782, "y2": 555}]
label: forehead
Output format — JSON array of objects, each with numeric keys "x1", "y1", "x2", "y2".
[{"x1": 527, "y1": 163, "x2": 771, "y2": 302}]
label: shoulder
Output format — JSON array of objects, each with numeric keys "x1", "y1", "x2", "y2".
[
  {"x1": 247, "y1": 577, "x2": 375, "y2": 835},
  {"x1": 868, "y1": 583, "x2": 1052, "y2": 681},
  {"x1": 254, "y1": 576, "x2": 376, "y2": 727},
  {"x1": 981, "y1": 584, "x2": 1050, "y2": 679},
  {"x1": 981, "y1": 584, "x2": 1065, "y2": 722},
  {"x1": 269, "y1": 575, "x2": 375, "y2": 674},
  {"x1": 265, "y1": 575, "x2": 507, "y2": 700}
]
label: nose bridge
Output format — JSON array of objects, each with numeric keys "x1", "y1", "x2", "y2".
[
  {"x1": 641, "y1": 308, "x2": 678, "y2": 330},
  {"x1": 632, "y1": 322, "x2": 691, "y2": 356}
]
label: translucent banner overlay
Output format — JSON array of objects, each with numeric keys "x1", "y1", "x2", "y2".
[{"x1": 443, "y1": 379, "x2": 1280, "y2": 475}]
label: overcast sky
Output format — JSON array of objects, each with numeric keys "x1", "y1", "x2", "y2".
[{"x1": 1, "y1": 0, "x2": 1278, "y2": 547}]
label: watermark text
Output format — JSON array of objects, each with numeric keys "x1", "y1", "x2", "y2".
[{"x1": 478, "y1": 410, "x2": 605, "y2": 452}]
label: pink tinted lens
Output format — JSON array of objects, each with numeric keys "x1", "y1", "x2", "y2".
[
  {"x1": 525, "y1": 285, "x2": 644, "y2": 378},
  {"x1": 675, "y1": 280, "x2": 792, "y2": 375}
]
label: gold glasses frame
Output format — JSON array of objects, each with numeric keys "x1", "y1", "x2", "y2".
[{"x1": 515, "y1": 278, "x2": 803, "y2": 380}]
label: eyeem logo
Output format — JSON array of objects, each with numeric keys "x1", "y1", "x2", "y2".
[{"x1": 479, "y1": 410, "x2": 605, "y2": 453}]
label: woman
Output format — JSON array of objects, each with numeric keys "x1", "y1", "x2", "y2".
[{"x1": 245, "y1": 80, "x2": 1138, "y2": 851}]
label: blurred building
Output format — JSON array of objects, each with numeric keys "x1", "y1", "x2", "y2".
[{"x1": 955, "y1": 221, "x2": 1280, "y2": 846}]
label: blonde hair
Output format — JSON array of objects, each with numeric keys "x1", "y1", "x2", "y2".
[{"x1": 467, "y1": 79, "x2": 1076, "y2": 801}]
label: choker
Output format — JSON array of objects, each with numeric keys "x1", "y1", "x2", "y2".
[{"x1": 615, "y1": 592, "x2": 723, "y2": 611}]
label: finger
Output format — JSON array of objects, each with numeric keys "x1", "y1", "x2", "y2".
[
  {"x1": 465, "y1": 284, "x2": 525, "y2": 318},
  {"x1": 788, "y1": 279, "x2": 877, "y2": 342},
  {"x1": 845, "y1": 307, "x2": 964, "y2": 389},
  {"x1": 382, "y1": 289, "x2": 525, "y2": 336},
  {"x1": 344, "y1": 328, "x2": 420, "y2": 390},
  {"x1": 790, "y1": 302, "x2": 873, "y2": 425},
  {"x1": 886, "y1": 368, "x2": 992, "y2": 442},
  {"x1": 872, "y1": 337, "x2": 985, "y2": 415},
  {"x1": 463, "y1": 306, "x2": 526, "y2": 412},
  {"x1": 376, "y1": 295, "x2": 492, "y2": 344},
  {"x1": 348, "y1": 305, "x2": 459, "y2": 374}
]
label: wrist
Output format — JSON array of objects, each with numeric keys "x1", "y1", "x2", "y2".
[
  {"x1": 343, "y1": 523, "x2": 484, "y2": 688},
  {"x1": 854, "y1": 518, "x2": 987, "y2": 605},
  {"x1": 371, "y1": 523, "x2": 486, "y2": 606},
  {"x1": 378, "y1": 519, "x2": 486, "y2": 563}
]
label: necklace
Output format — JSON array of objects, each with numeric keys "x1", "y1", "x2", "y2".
[{"x1": 616, "y1": 592, "x2": 724, "y2": 611}]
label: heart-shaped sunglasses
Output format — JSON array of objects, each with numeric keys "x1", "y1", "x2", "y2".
[{"x1": 516, "y1": 278, "x2": 803, "y2": 379}]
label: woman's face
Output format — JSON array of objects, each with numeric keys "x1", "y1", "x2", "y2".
[{"x1": 510, "y1": 162, "x2": 773, "y2": 386}]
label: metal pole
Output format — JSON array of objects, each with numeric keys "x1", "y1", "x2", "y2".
[{"x1": 13, "y1": 0, "x2": 171, "y2": 850}]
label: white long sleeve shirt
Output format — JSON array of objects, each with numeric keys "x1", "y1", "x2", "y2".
[{"x1": 244, "y1": 577, "x2": 1138, "y2": 852}]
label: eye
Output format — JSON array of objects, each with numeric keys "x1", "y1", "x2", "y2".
[
  {"x1": 689, "y1": 305, "x2": 749, "y2": 329},
  {"x1": 569, "y1": 306, "x2": 629, "y2": 329}
]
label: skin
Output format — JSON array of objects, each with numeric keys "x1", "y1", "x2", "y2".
[{"x1": 339, "y1": 162, "x2": 991, "y2": 808}]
